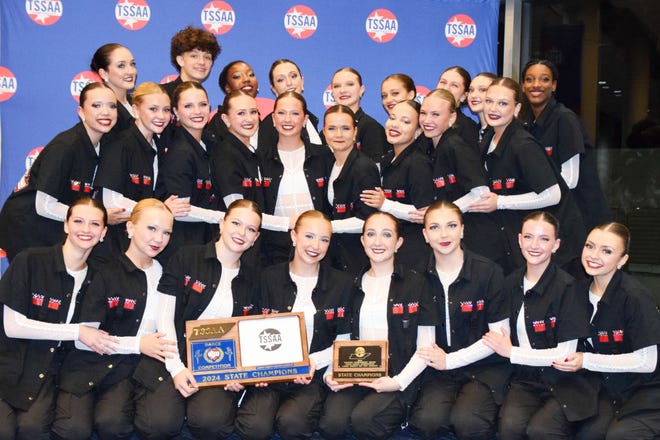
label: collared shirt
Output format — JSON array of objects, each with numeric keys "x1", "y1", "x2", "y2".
[
  {"x1": 426, "y1": 250, "x2": 506, "y2": 355},
  {"x1": 504, "y1": 262, "x2": 597, "y2": 420},
  {"x1": 210, "y1": 131, "x2": 264, "y2": 209},
  {"x1": 58, "y1": 253, "x2": 159, "y2": 395},
  {"x1": 0, "y1": 245, "x2": 93, "y2": 410},
  {"x1": 354, "y1": 107, "x2": 388, "y2": 162},
  {"x1": 95, "y1": 122, "x2": 159, "y2": 202},
  {"x1": 350, "y1": 265, "x2": 438, "y2": 377},
  {"x1": 158, "y1": 241, "x2": 260, "y2": 360},
  {"x1": 260, "y1": 261, "x2": 353, "y2": 356},
  {"x1": 581, "y1": 271, "x2": 660, "y2": 404},
  {"x1": 430, "y1": 129, "x2": 488, "y2": 203}
]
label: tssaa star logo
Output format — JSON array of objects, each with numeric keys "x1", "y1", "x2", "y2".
[
  {"x1": 445, "y1": 14, "x2": 477, "y2": 48},
  {"x1": 365, "y1": 9, "x2": 398, "y2": 43},
  {"x1": 258, "y1": 328, "x2": 283, "y2": 351},
  {"x1": 115, "y1": 0, "x2": 151, "y2": 31},
  {"x1": 26, "y1": 0, "x2": 63, "y2": 26},
  {"x1": 201, "y1": 1, "x2": 235, "y2": 35},
  {"x1": 70, "y1": 71, "x2": 102, "y2": 103},
  {"x1": 284, "y1": 5, "x2": 318, "y2": 39}
]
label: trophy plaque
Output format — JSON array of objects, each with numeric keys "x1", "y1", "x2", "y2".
[
  {"x1": 332, "y1": 340, "x2": 388, "y2": 383},
  {"x1": 186, "y1": 312, "x2": 310, "y2": 387}
]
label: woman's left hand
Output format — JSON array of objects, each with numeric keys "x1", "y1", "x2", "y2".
[
  {"x1": 359, "y1": 376, "x2": 400, "y2": 393},
  {"x1": 360, "y1": 188, "x2": 386, "y2": 209},
  {"x1": 467, "y1": 192, "x2": 498, "y2": 213},
  {"x1": 482, "y1": 327, "x2": 513, "y2": 358},
  {"x1": 417, "y1": 344, "x2": 447, "y2": 370},
  {"x1": 552, "y1": 352, "x2": 584, "y2": 372}
]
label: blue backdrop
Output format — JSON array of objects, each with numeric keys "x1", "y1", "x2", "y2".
[{"x1": 0, "y1": 0, "x2": 498, "y2": 205}]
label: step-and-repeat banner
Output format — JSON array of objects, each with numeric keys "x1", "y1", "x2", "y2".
[{"x1": 0, "y1": 0, "x2": 498, "y2": 203}]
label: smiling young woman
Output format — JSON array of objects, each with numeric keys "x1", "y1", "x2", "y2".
[
  {"x1": 0, "y1": 83, "x2": 117, "y2": 262},
  {"x1": 237, "y1": 210, "x2": 354, "y2": 440}
]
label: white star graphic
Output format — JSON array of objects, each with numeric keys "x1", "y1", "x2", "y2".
[
  {"x1": 117, "y1": 0, "x2": 138, "y2": 28},
  {"x1": 34, "y1": 12, "x2": 50, "y2": 24},
  {"x1": 369, "y1": 12, "x2": 386, "y2": 41},
  {"x1": 447, "y1": 17, "x2": 467, "y2": 46}
]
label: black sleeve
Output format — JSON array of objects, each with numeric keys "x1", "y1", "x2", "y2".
[
  {"x1": 358, "y1": 118, "x2": 387, "y2": 162},
  {"x1": 555, "y1": 111, "x2": 585, "y2": 163},
  {"x1": 514, "y1": 138, "x2": 558, "y2": 194},
  {"x1": 352, "y1": 159, "x2": 381, "y2": 220},
  {"x1": 157, "y1": 144, "x2": 195, "y2": 199},
  {"x1": 449, "y1": 136, "x2": 488, "y2": 190},
  {"x1": 556, "y1": 281, "x2": 591, "y2": 343},
  {"x1": 212, "y1": 146, "x2": 244, "y2": 201},
  {"x1": 34, "y1": 138, "x2": 75, "y2": 199},
  {"x1": 484, "y1": 263, "x2": 507, "y2": 324},
  {"x1": 408, "y1": 154, "x2": 436, "y2": 208},
  {"x1": 0, "y1": 251, "x2": 31, "y2": 314},
  {"x1": 157, "y1": 250, "x2": 185, "y2": 297},
  {"x1": 94, "y1": 138, "x2": 127, "y2": 193},
  {"x1": 78, "y1": 268, "x2": 111, "y2": 326},
  {"x1": 622, "y1": 286, "x2": 660, "y2": 351}
]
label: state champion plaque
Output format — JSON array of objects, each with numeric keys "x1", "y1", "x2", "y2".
[
  {"x1": 332, "y1": 340, "x2": 388, "y2": 383},
  {"x1": 186, "y1": 312, "x2": 310, "y2": 387}
]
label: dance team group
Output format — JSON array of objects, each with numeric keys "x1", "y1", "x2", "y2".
[{"x1": 0, "y1": 25, "x2": 658, "y2": 440}]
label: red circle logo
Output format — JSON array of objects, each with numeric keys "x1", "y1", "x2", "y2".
[
  {"x1": 115, "y1": 0, "x2": 150, "y2": 31},
  {"x1": 445, "y1": 14, "x2": 477, "y2": 48},
  {"x1": 415, "y1": 85, "x2": 431, "y2": 103},
  {"x1": 25, "y1": 146, "x2": 44, "y2": 171},
  {"x1": 70, "y1": 71, "x2": 102, "y2": 103},
  {"x1": 322, "y1": 84, "x2": 336, "y2": 109},
  {"x1": 365, "y1": 9, "x2": 398, "y2": 43},
  {"x1": 256, "y1": 97, "x2": 275, "y2": 120},
  {"x1": 160, "y1": 74, "x2": 179, "y2": 85},
  {"x1": 284, "y1": 5, "x2": 318, "y2": 39},
  {"x1": 25, "y1": 0, "x2": 63, "y2": 26},
  {"x1": 0, "y1": 66, "x2": 18, "y2": 102},
  {"x1": 201, "y1": 1, "x2": 235, "y2": 35}
]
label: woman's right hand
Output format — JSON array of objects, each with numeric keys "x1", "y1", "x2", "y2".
[
  {"x1": 324, "y1": 375, "x2": 354, "y2": 392},
  {"x1": 139, "y1": 332, "x2": 178, "y2": 362},
  {"x1": 78, "y1": 325, "x2": 118, "y2": 355},
  {"x1": 173, "y1": 368, "x2": 199, "y2": 397}
]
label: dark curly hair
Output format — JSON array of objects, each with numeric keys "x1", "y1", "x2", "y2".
[{"x1": 170, "y1": 26, "x2": 221, "y2": 72}]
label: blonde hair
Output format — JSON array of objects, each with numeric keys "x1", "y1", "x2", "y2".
[
  {"x1": 132, "y1": 82, "x2": 169, "y2": 106},
  {"x1": 130, "y1": 198, "x2": 173, "y2": 223}
]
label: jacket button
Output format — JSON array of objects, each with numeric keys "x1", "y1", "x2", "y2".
[
  {"x1": 38, "y1": 373, "x2": 45, "y2": 379},
  {"x1": 158, "y1": 376, "x2": 164, "y2": 382},
  {"x1": 50, "y1": 348, "x2": 55, "y2": 353},
  {"x1": 88, "y1": 382, "x2": 94, "y2": 387},
  {"x1": 108, "y1": 364, "x2": 113, "y2": 369},
  {"x1": 28, "y1": 396, "x2": 34, "y2": 401}
]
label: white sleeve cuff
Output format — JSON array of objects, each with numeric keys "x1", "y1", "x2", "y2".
[
  {"x1": 497, "y1": 184, "x2": 561, "y2": 210},
  {"x1": 583, "y1": 345, "x2": 657, "y2": 373},
  {"x1": 510, "y1": 339, "x2": 577, "y2": 367},
  {"x1": 102, "y1": 188, "x2": 137, "y2": 213},
  {"x1": 35, "y1": 190, "x2": 68, "y2": 221}
]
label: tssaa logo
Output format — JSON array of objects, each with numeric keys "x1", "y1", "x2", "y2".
[
  {"x1": 115, "y1": 0, "x2": 150, "y2": 31},
  {"x1": 284, "y1": 5, "x2": 317, "y2": 39},
  {"x1": 0, "y1": 67, "x2": 18, "y2": 103},
  {"x1": 415, "y1": 85, "x2": 431, "y2": 104},
  {"x1": 25, "y1": 0, "x2": 63, "y2": 26},
  {"x1": 365, "y1": 9, "x2": 398, "y2": 43},
  {"x1": 445, "y1": 14, "x2": 477, "y2": 48},
  {"x1": 70, "y1": 71, "x2": 102, "y2": 103},
  {"x1": 159, "y1": 74, "x2": 178, "y2": 85},
  {"x1": 258, "y1": 328, "x2": 283, "y2": 351},
  {"x1": 322, "y1": 84, "x2": 336, "y2": 109},
  {"x1": 201, "y1": 1, "x2": 235, "y2": 35}
]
